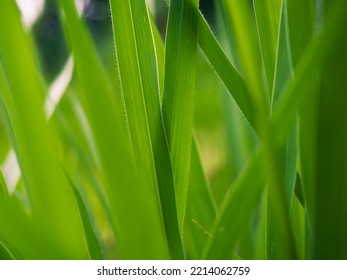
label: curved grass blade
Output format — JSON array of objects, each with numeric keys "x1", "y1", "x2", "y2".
[
  {"x1": 58, "y1": 0, "x2": 171, "y2": 259},
  {"x1": 65, "y1": 174, "x2": 104, "y2": 260},
  {"x1": 109, "y1": 0, "x2": 183, "y2": 259},
  {"x1": 163, "y1": 0, "x2": 199, "y2": 231}
]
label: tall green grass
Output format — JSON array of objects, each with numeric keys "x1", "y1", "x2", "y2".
[{"x1": 0, "y1": 0, "x2": 346, "y2": 259}]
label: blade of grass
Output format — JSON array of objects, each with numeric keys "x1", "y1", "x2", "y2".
[
  {"x1": 197, "y1": 12, "x2": 255, "y2": 130},
  {"x1": 162, "y1": 0, "x2": 199, "y2": 231},
  {"x1": 0, "y1": 167, "x2": 9, "y2": 200},
  {"x1": 58, "y1": 0, "x2": 171, "y2": 259},
  {"x1": 253, "y1": 0, "x2": 283, "y2": 95},
  {"x1": 150, "y1": 10, "x2": 217, "y2": 259},
  {"x1": 291, "y1": 195, "x2": 305, "y2": 259},
  {"x1": 65, "y1": 173, "x2": 104, "y2": 260},
  {"x1": 109, "y1": 0, "x2": 183, "y2": 259},
  {"x1": 0, "y1": 241, "x2": 16, "y2": 260}
]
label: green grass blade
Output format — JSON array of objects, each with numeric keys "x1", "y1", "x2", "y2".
[
  {"x1": 58, "y1": 0, "x2": 172, "y2": 259},
  {"x1": 150, "y1": 14, "x2": 165, "y2": 100},
  {"x1": 0, "y1": 0, "x2": 86, "y2": 258},
  {"x1": 253, "y1": 0, "x2": 283, "y2": 94},
  {"x1": 197, "y1": 12, "x2": 255, "y2": 129},
  {"x1": 221, "y1": 0, "x2": 269, "y2": 123},
  {"x1": 291, "y1": 195, "x2": 305, "y2": 259},
  {"x1": 0, "y1": 241, "x2": 16, "y2": 260},
  {"x1": 163, "y1": 0, "x2": 199, "y2": 230},
  {"x1": 0, "y1": 168, "x2": 9, "y2": 200},
  {"x1": 65, "y1": 174, "x2": 104, "y2": 260}
]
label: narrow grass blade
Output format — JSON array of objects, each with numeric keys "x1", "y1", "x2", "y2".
[
  {"x1": 65, "y1": 174, "x2": 104, "y2": 260},
  {"x1": 163, "y1": 0, "x2": 199, "y2": 230},
  {"x1": 109, "y1": 0, "x2": 183, "y2": 258},
  {"x1": 150, "y1": 14, "x2": 165, "y2": 99},
  {"x1": 221, "y1": 0, "x2": 269, "y2": 123},
  {"x1": 197, "y1": 12, "x2": 255, "y2": 129},
  {"x1": 0, "y1": 241, "x2": 16, "y2": 260},
  {"x1": 150, "y1": 10, "x2": 216, "y2": 259},
  {"x1": 59, "y1": 0, "x2": 171, "y2": 259},
  {"x1": 253, "y1": 0, "x2": 283, "y2": 94},
  {"x1": 291, "y1": 195, "x2": 305, "y2": 259},
  {"x1": 0, "y1": 169, "x2": 9, "y2": 200}
]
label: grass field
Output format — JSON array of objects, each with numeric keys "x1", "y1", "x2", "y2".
[{"x1": 0, "y1": 0, "x2": 347, "y2": 260}]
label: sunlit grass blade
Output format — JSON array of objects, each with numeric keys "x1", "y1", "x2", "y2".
[
  {"x1": 0, "y1": 169, "x2": 9, "y2": 200},
  {"x1": 58, "y1": 0, "x2": 172, "y2": 259},
  {"x1": 0, "y1": 0, "x2": 86, "y2": 259},
  {"x1": 253, "y1": 0, "x2": 283, "y2": 94},
  {"x1": 197, "y1": 12, "x2": 255, "y2": 129},
  {"x1": 150, "y1": 9, "x2": 215, "y2": 259},
  {"x1": 150, "y1": 14, "x2": 165, "y2": 99},
  {"x1": 220, "y1": 0, "x2": 269, "y2": 121},
  {"x1": 109, "y1": 0, "x2": 182, "y2": 259},
  {"x1": 163, "y1": 0, "x2": 199, "y2": 231}
]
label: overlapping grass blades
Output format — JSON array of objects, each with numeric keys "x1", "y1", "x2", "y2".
[
  {"x1": 59, "y1": 0, "x2": 171, "y2": 259},
  {"x1": 0, "y1": 0, "x2": 347, "y2": 260},
  {"x1": 109, "y1": 0, "x2": 183, "y2": 259},
  {"x1": 0, "y1": 0, "x2": 86, "y2": 259}
]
